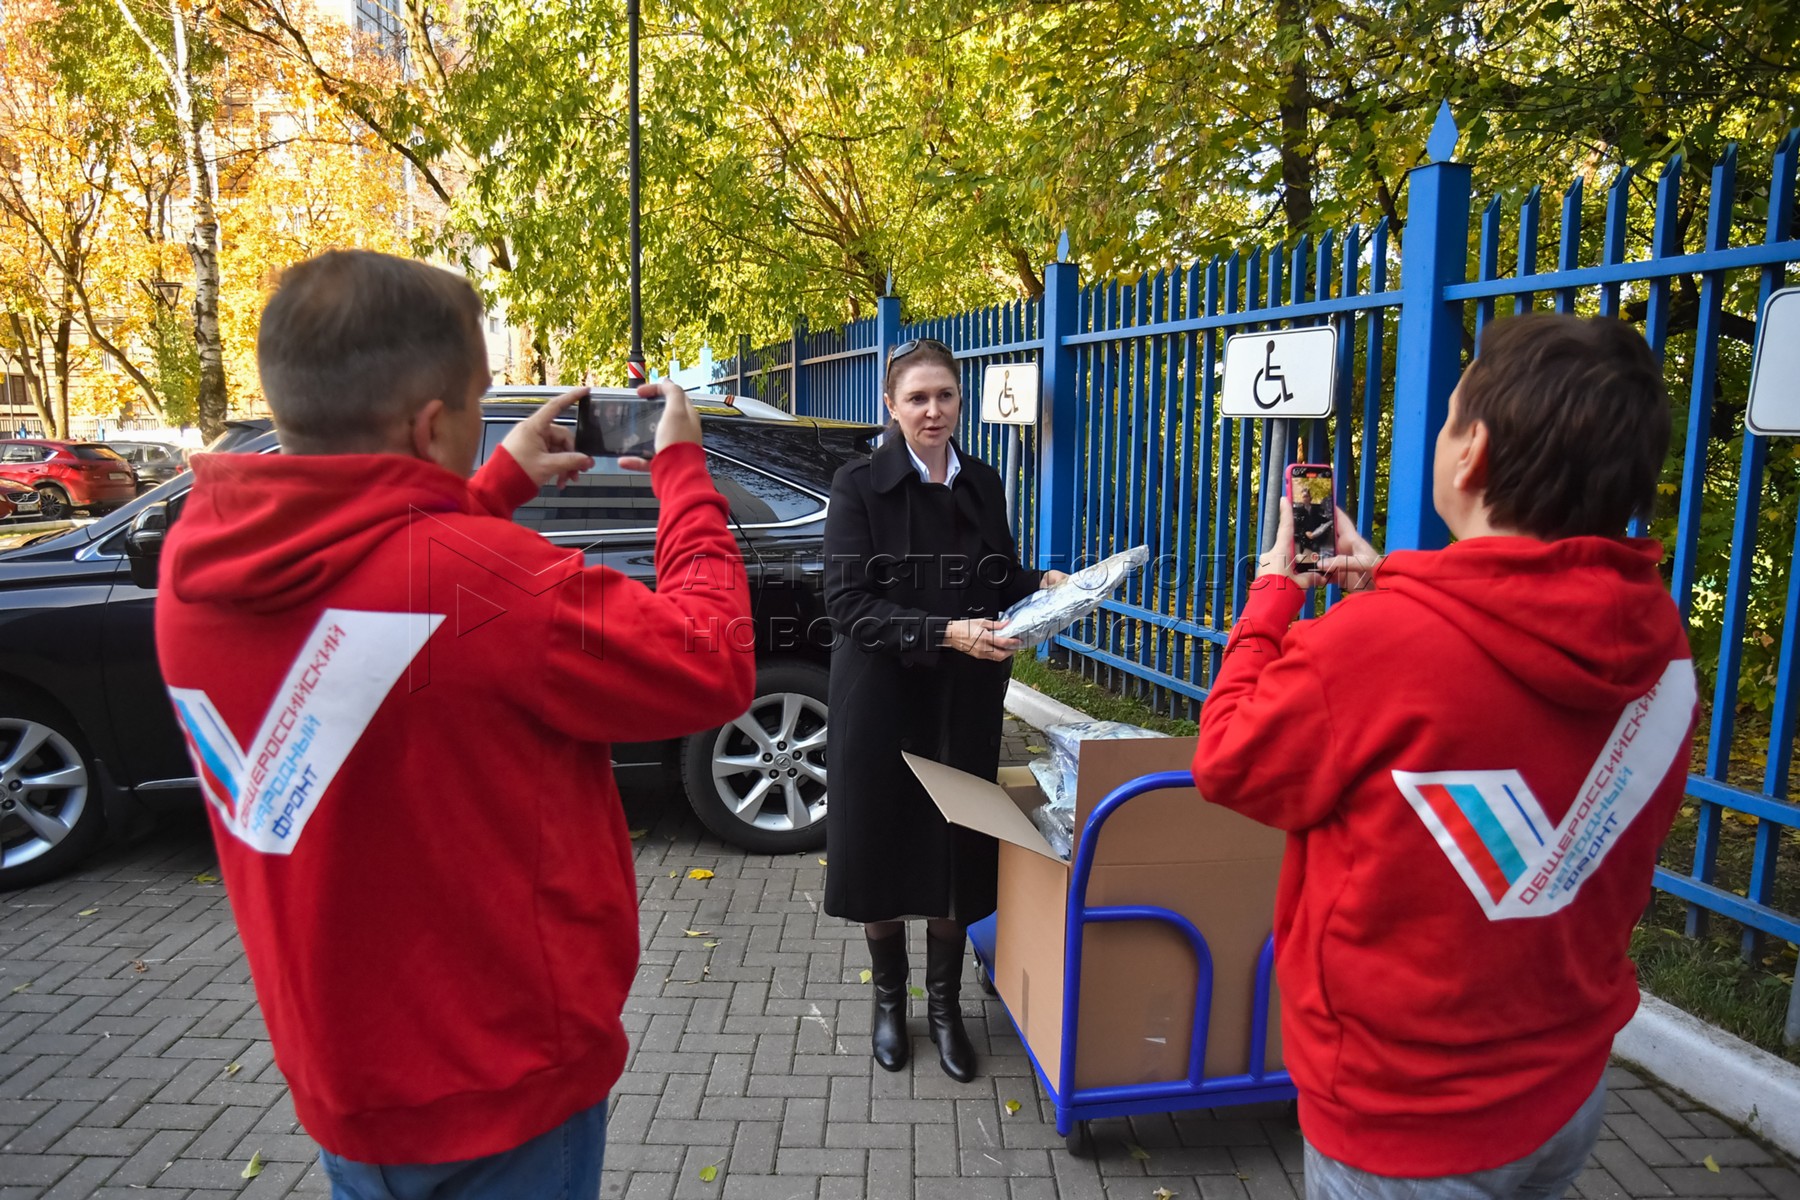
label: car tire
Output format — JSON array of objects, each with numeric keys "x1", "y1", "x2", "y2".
[
  {"x1": 680, "y1": 659, "x2": 829, "y2": 855},
  {"x1": 33, "y1": 484, "x2": 69, "y2": 522},
  {"x1": 0, "y1": 692, "x2": 104, "y2": 890}
]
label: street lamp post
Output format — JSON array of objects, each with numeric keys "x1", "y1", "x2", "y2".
[
  {"x1": 624, "y1": 0, "x2": 644, "y2": 387},
  {"x1": 150, "y1": 278, "x2": 185, "y2": 310}
]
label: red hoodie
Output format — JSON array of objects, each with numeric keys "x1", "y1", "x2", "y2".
[
  {"x1": 1192, "y1": 536, "x2": 1695, "y2": 1176},
  {"x1": 155, "y1": 442, "x2": 754, "y2": 1163}
]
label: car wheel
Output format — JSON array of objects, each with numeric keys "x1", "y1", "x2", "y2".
[
  {"x1": 680, "y1": 659, "x2": 828, "y2": 854},
  {"x1": 33, "y1": 484, "x2": 69, "y2": 522},
  {"x1": 0, "y1": 695, "x2": 104, "y2": 890}
]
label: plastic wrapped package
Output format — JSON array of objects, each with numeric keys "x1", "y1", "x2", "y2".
[
  {"x1": 1029, "y1": 802, "x2": 1076, "y2": 861},
  {"x1": 1029, "y1": 755, "x2": 1077, "y2": 812},
  {"x1": 996, "y1": 545, "x2": 1151, "y2": 649},
  {"x1": 1044, "y1": 720, "x2": 1170, "y2": 780}
]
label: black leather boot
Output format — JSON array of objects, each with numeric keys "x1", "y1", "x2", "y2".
[
  {"x1": 925, "y1": 928, "x2": 976, "y2": 1082},
  {"x1": 866, "y1": 929, "x2": 910, "y2": 1071}
]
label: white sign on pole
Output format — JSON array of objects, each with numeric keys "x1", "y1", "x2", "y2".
[
  {"x1": 1220, "y1": 327, "x2": 1339, "y2": 419},
  {"x1": 1747, "y1": 287, "x2": 1800, "y2": 437},
  {"x1": 981, "y1": 362, "x2": 1040, "y2": 425}
]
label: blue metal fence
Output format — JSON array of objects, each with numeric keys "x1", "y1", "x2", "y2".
[{"x1": 706, "y1": 112, "x2": 1800, "y2": 1040}]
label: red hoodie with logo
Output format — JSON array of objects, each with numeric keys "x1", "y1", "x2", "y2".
[
  {"x1": 1192, "y1": 536, "x2": 1695, "y2": 1176},
  {"x1": 155, "y1": 442, "x2": 754, "y2": 1163}
]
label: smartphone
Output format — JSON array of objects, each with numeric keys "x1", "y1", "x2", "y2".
[
  {"x1": 576, "y1": 388, "x2": 665, "y2": 458},
  {"x1": 1285, "y1": 462, "x2": 1336, "y2": 570}
]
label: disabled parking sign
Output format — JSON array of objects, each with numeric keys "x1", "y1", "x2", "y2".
[
  {"x1": 1221, "y1": 327, "x2": 1338, "y2": 419},
  {"x1": 1747, "y1": 287, "x2": 1800, "y2": 437}
]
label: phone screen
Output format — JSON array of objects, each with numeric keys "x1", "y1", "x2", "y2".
[
  {"x1": 576, "y1": 392, "x2": 665, "y2": 459},
  {"x1": 1288, "y1": 464, "x2": 1335, "y2": 569}
]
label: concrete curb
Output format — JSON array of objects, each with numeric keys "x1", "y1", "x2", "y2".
[
  {"x1": 1003, "y1": 678, "x2": 1093, "y2": 732},
  {"x1": 1614, "y1": 991, "x2": 1800, "y2": 1156},
  {"x1": 1008, "y1": 677, "x2": 1800, "y2": 1157}
]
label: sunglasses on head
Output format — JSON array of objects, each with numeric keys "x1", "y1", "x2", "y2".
[{"x1": 886, "y1": 337, "x2": 953, "y2": 365}]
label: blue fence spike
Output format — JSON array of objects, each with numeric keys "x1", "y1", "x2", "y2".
[
  {"x1": 1426, "y1": 100, "x2": 1459, "y2": 163},
  {"x1": 1058, "y1": 230, "x2": 1072, "y2": 263}
]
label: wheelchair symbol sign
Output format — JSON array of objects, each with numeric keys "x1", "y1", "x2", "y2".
[
  {"x1": 1221, "y1": 326, "x2": 1338, "y2": 419},
  {"x1": 981, "y1": 362, "x2": 1040, "y2": 425}
]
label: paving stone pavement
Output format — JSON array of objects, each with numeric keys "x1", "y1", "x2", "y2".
[{"x1": 3, "y1": 717, "x2": 1798, "y2": 1199}]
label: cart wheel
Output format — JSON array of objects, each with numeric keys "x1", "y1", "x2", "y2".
[{"x1": 1064, "y1": 1121, "x2": 1096, "y2": 1158}]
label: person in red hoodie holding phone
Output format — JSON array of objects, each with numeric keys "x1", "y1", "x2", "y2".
[
  {"x1": 1194, "y1": 314, "x2": 1696, "y2": 1199},
  {"x1": 155, "y1": 250, "x2": 755, "y2": 1199}
]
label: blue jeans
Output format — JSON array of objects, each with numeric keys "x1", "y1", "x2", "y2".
[
  {"x1": 318, "y1": 1098, "x2": 607, "y2": 1200},
  {"x1": 1303, "y1": 1077, "x2": 1606, "y2": 1200}
]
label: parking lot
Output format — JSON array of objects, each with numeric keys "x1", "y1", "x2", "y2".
[{"x1": 2, "y1": 718, "x2": 1797, "y2": 1199}]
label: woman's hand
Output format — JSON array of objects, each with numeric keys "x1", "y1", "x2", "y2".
[
  {"x1": 1319, "y1": 507, "x2": 1385, "y2": 593},
  {"x1": 1039, "y1": 570, "x2": 1070, "y2": 589},
  {"x1": 944, "y1": 619, "x2": 1023, "y2": 662}
]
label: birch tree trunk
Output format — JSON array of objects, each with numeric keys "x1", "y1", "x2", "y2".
[{"x1": 115, "y1": 0, "x2": 227, "y2": 439}]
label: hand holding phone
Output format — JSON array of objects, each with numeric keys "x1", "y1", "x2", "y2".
[
  {"x1": 1285, "y1": 463, "x2": 1336, "y2": 570},
  {"x1": 577, "y1": 387, "x2": 667, "y2": 459}
]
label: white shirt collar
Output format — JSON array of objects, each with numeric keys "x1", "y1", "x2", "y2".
[{"x1": 905, "y1": 440, "x2": 961, "y2": 487}]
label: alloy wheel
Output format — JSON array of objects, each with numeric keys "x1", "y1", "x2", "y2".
[
  {"x1": 708, "y1": 691, "x2": 827, "y2": 835},
  {"x1": 0, "y1": 718, "x2": 90, "y2": 871}
]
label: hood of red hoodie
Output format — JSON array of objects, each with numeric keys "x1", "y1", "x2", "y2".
[
  {"x1": 1373, "y1": 535, "x2": 1683, "y2": 714},
  {"x1": 166, "y1": 451, "x2": 477, "y2": 614}
]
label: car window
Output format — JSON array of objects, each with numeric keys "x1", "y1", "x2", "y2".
[
  {"x1": 70, "y1": 445, "x2": 125, "y2": 461},
  {"x1": 1, "y1": 444, "x2": 42, "y2": 463},
  {"x1": 480, "y1": 422, "x2": 659, "y2": 533},
  {"x1": 708, "y1": 455, "x2": 825, "y2": 525}
]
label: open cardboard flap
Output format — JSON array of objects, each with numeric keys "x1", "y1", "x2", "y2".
[{"x1": 901, "y1": 752, "x2": 1063, "y2": 861}]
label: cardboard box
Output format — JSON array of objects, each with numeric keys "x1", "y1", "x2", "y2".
[{"x1": 905, "y1": 736, "x2": 1284, "y2": 1094}]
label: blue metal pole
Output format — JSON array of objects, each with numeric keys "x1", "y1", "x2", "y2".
[
  {"x1": 790, "y1": 315, "x2": 808, "y2": 417},
  {"x1": 1387, "y1": 102, "x2": 1472, "y2": 552},
  {"x1": 1037, "y1": 240, "x2": 1081, "y2": 580},
  {"x1": 874, "y1": 292, "x2": 901, "y2": 425}
]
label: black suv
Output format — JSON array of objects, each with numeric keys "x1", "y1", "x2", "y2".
[{"x1": 0, "y1": 393, "x2": 876, "y2": 889}]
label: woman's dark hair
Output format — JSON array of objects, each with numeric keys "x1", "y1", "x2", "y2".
[
  {"x1": 883, "y1": 338, "x2": 958, "y2": 397},
  {"x1": 1454, "y1": 314, "x2": 1671, "y2": 539}
]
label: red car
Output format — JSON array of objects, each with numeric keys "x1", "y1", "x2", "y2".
[
  {"x1": 0, "y1": 440, "x2": 138, "y2": 519},
  {"x1": 0, "y1": 477, "x2": 43, "y2": 521}
]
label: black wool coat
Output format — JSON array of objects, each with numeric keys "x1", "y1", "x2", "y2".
[{"x1": 821, "y1": 434, "x2": 1041, "y2": 925}]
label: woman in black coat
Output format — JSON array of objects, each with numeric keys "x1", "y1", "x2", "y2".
[{"x1": 822, "y1": 338, "x2": 1065, "y2": 1081}]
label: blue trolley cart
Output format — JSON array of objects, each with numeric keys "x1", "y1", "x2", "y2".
[{"x1": 967, "y1": 769, "x2": 1296, "y2": 1156}]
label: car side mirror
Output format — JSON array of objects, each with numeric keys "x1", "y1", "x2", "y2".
[{"x1": 126, "y1": 503, "x2": 170, "y2": 590}]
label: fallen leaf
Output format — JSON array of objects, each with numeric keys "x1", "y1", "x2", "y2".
[
  {"x1": 78, "y1": 908, "x2": 98, "y2": 917},
  {"x1": 1153, "y1": 1190, "x2": 1177, "y2": 1200},
  {"x1": 1004, "y1": 1100, "x2": 1022, "y2": 1115},
  {"x1": 687, "y1": 869, "x2": 715, "y2": 881},
  {"x1": 194, "y1": 872, "x2": 219, "y2": 884},
  {"x1": 704, "y1": 942, "x2": 720, "y2": 948},
  {"x1": 859, "y1": 969, "x2": 873, "y2": 984},
  {"x1": 130, "y1": 960, "x2": 146, "y2": 973},
  {"x1": 1127, "y1": 1143, "x2": 1151, "y2": 1162},
  {"x1": 1703, "y1": 1155, "x2": 1720, "y2": 1174},
  {"x1": 241, "y1": 1150, "x2": 264, "y2": 1180},
  {"x1": 908, "y1": 985, "x2": 925, "y2": 999},
  {"x1": 628, "y1": 829, "x2": 648, "y2": 840},
  {"x1": 699, "y1": 1161, "x2": 721, "y2": 1182},
  {"x1": 225, "y1": 1062, "x2": 242, "y2": 1077},
  {"x1": 9, "y1": 982, "x2": 29, "y2": 993},
  {"x1": 1026, "y1": 744, "x2": 1047, "y2": 754},
  {"x1": 683, "y1": 930, "x2": 715, "y2": 938},
  {"x1": 669, "y1": 870, "x2": 680, "y2": 878},
  {"x1": 817, "y1": 857, "x2": 828, "y2": 866}
]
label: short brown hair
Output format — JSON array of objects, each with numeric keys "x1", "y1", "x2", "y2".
[
  {"x1": 257, "y1": 250, "x2": 488, "y2": 452},
  {"x1": 1453, "y1": 314, "x2": 1670, "y2": 539}
]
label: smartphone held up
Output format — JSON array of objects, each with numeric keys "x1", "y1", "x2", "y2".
[
  {"x1": 1286, "y1": 463, "x2": 1336, "y2": 570},
  {"x1": 576, "y1": 388, "x2": 666, "y2": 459}
]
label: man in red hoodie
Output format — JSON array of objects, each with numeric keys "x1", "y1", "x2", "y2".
[
  {"x1": 155, "y1": 250, "x2": 756, "y2": 1198},
  {"x1": 1193, "y1": 314, "x2": 1696, "y2": 1198}
]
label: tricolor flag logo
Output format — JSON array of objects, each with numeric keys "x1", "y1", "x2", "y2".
[{"x1": 1394, "y1": 658, "x2": 1696, "y2": 922}]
